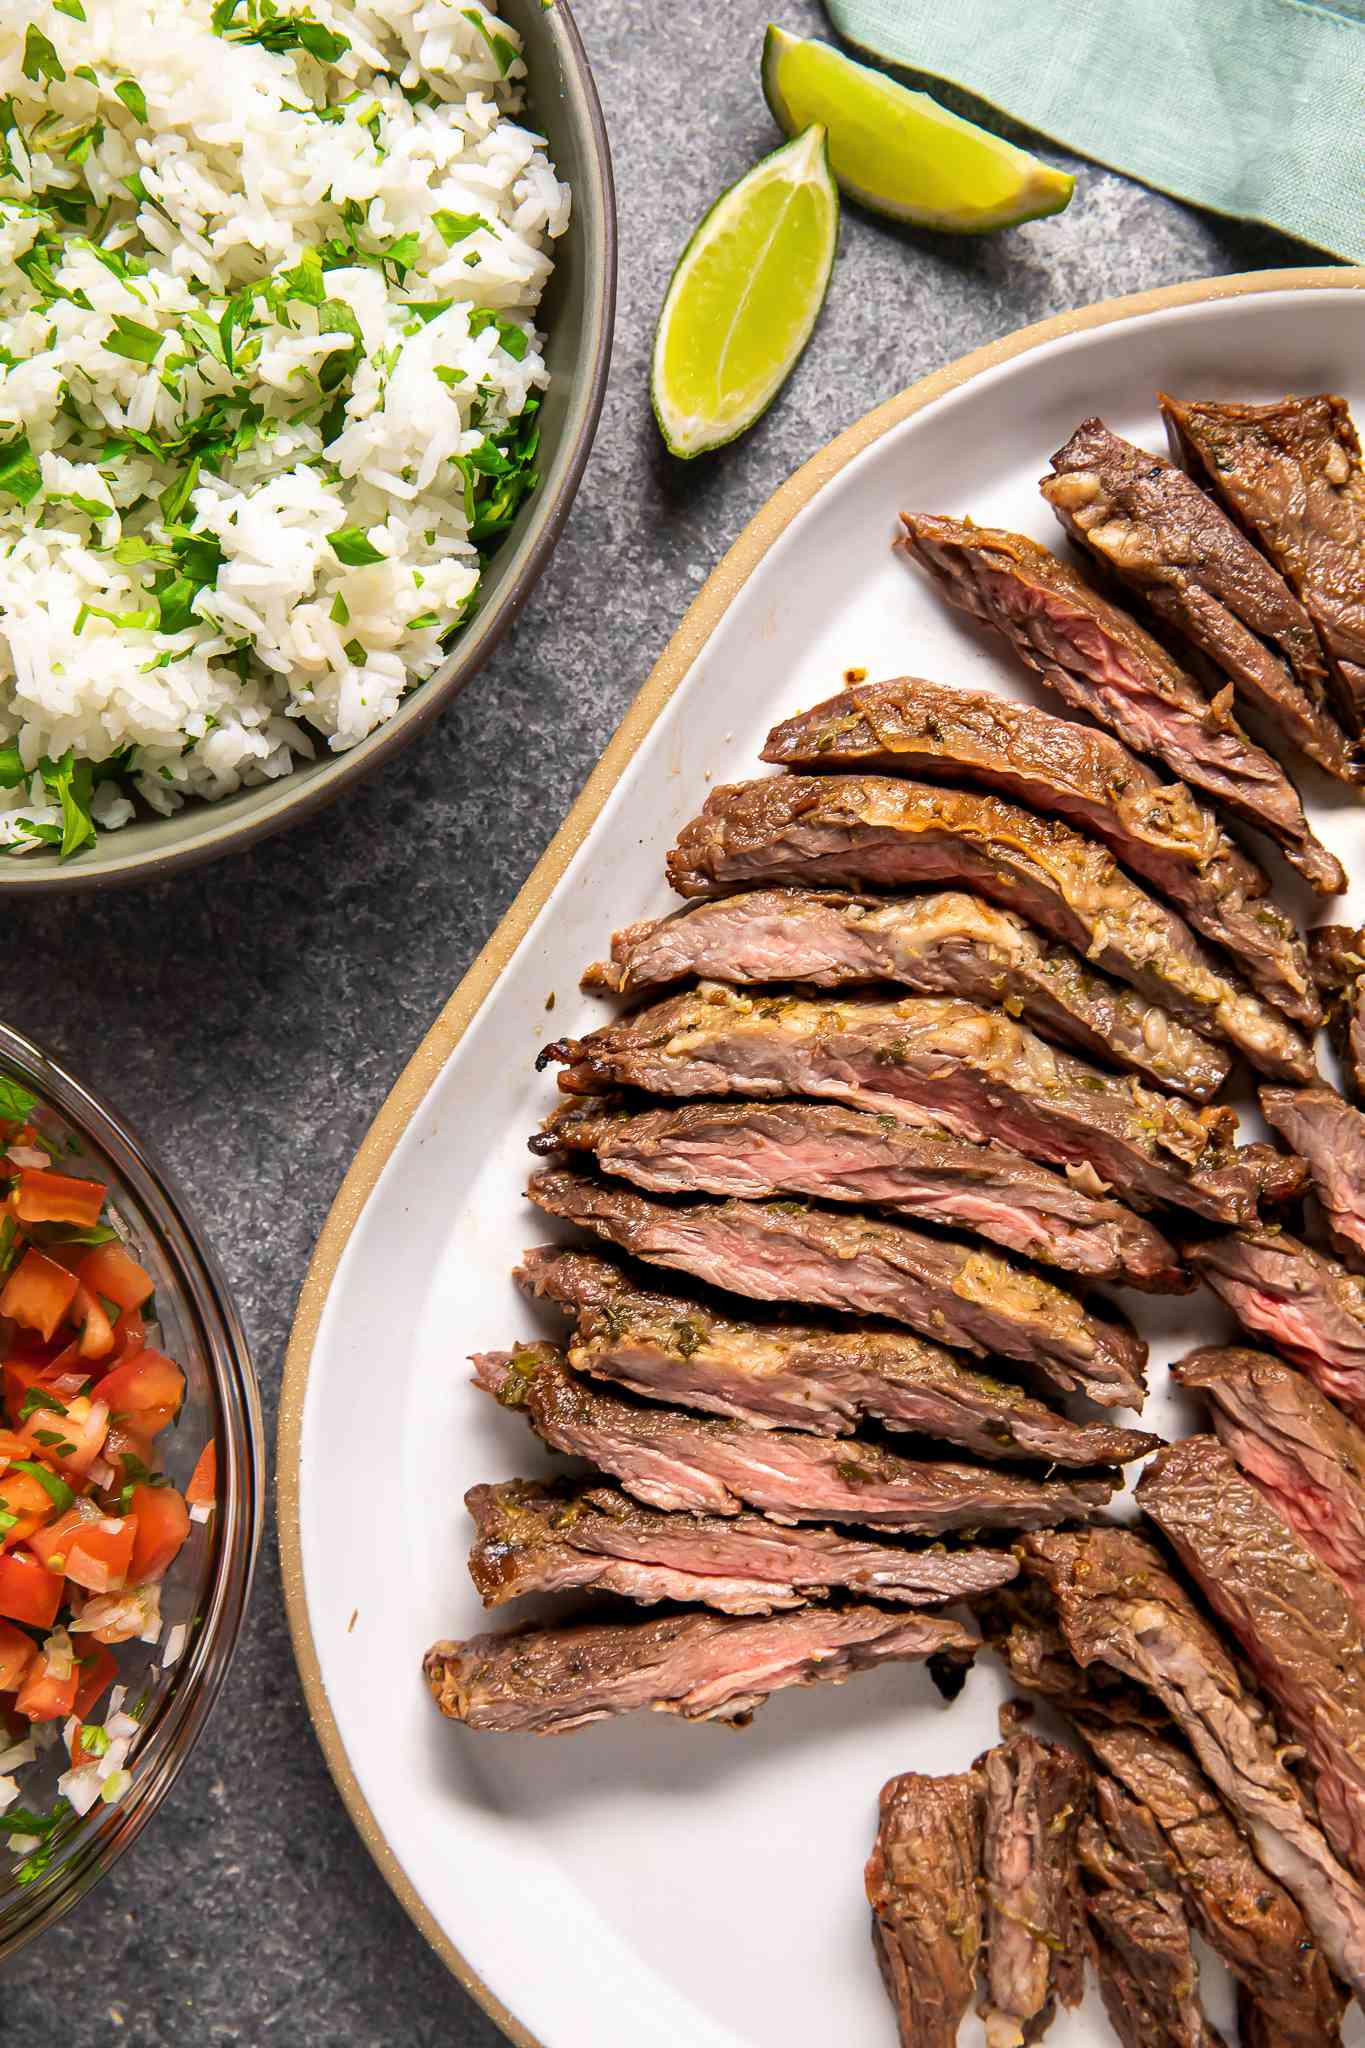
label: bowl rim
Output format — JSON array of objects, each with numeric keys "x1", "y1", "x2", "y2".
[
  {"x1": 0, "y1": 1018, "x2": 264, "y2": 1957},
  {"x1": 0, "y1": 0, "x2": 618, "y2": 896}
]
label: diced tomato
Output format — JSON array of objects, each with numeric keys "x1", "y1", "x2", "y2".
[
  {"x1": 108, "y1": 1305, "x2": 146, "y2": 1365},
  {"x1": 186, "y1": 1440, "x2": 217, "y2": 1509},
  {"x1": 31, "y1": 1505, "x2": 136, "y2": 1592},
  {"x1": 20, "y1": 1393, "x2": 108, "y2": 1480},
  {"x1": 69, "y1": 1285, "x2": 115, "y2": 1363},
  {"x1": 0, "y1": 1549, "x2": 64, "y2": 1628},
  {"x1": 72, "y1": 1641, "x2": 117, "y2": 1722},
  {"x1": 98, "y1": 1350, "x2": 184, "y2": 1436},
  {"x1": 0, "y1": 1249, "x2": 79, "y2": 1342},
  {"x1": 3, "y1": 1359, "x2": 87, "y2": 1431},
  {"x1": 0, "y1": 1620, "x2": 36, "y2": 1692},
  {"x1": 76, "y1": 1243, "x2": 154, "y2": 1314},
  {"x1": 128, "y1": 1484, "x2": 188, "y2": 1582},
  {"x1": 16, "y1": 1661, "x2": 77, "y2": 1723},
  {"x1": 9, "y1": 1169, "x2": 106, "y2": 1229},
  {"x1": 0, "y1": 1427, "x2": 34, "y2": 1464},
  {"x1": 0, "y1": 1468, "x2": 60, "y2": 1552}
]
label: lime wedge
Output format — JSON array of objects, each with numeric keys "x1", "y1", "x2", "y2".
[
  {"x1": 651, "y1": 125, "x2": 838, "y2": 460},
  {"x1": 762, "y1": 26, "x2": 1074, "y2": 233}
]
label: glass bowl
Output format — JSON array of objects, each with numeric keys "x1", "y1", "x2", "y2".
[{"x1": 0, "y1": 1019, "x2": 263, "y2": 1958}]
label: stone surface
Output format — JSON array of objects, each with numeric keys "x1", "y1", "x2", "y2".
[{"x1": 0, "y1": 0, "x2": 1319, "y2": 2039}]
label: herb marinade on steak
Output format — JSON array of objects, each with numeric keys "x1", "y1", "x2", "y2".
[
  {"x1": 760, "y1": 675, "x2": 1317, "y2": 1019},
  {"x1": 898, "y1": 513, "x2": 1344, "y2": 892},
  {"x1": 423, "y1": 1602, "x2": 979, "y2": 1735},
  {"x1": 866, "y1": 1769, "x2": 983, "y2": 2048},
  {"x1": 1139, "y1": 1434, "x2": 1365, "y2": 1889},
  {"x1": 541, "y1": 984, "x2": 1301, "y2": 1222},
  {"x1": 473, "y1": 1344, "x2": 1118, "y2": 1531},
  {"x1": 1022, "y1": 1524, "x2": 1365, "y2": 1996},
  {"x1": 584, "y1": 886, "x2": 1231, "y2": 1099},
  {"x1": 537, "y1": 1096, "x2": 1187, "y2": 1289},
  {"x1": 977, "y1": 1733, "x2": 1088, "y2": 2046},
  {"x1": 665, "y1": 776, "x2": 1318, "y2": 1075},
  {"x1": 464, "y1": 1477, "x2": 1021, "y2": 1614},
  {"x1": 516, "y1": 1246, "x2": 1159, "y2": 1464},
  {"x1": 1162, "y1": 392, "x2": 1365, "y2": 734},
  {"x1": 526, "y1": 1170, "x2": 1149, "y2": 1406},
  {"x1": 1043, "y1": 417, "x2": 1356, "y2": 782}
]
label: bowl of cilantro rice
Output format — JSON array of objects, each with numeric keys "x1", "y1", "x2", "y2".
[{"x1": 0, "y1": 0, "x2": 614, "y2": 887}]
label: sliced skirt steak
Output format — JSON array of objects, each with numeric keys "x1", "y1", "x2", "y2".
[
  {"x1": 1260, "y1": 1084, "x2": 1365, "y2": 1268},
  {"x1": 1187, "y1": 1229, "x2": 1365, "y2": 1423},
  {"x1": 866, "y1": 1768, "x2": 983, "y2": 2048}
]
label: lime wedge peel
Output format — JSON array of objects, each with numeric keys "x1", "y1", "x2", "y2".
[
  {"x1": 762, "y1": 26, "x2": 1074, "y2": 234},
  {"x1": 651, "y1": 125, "x2": 839, "y2": 460}
]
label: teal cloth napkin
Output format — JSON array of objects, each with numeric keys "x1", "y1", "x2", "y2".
[{"x1": 823, "y1": 0, "x2": 1365, "y2": 261}]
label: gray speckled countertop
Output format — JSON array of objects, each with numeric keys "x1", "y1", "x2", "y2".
[{"x1": 0, "y1": 1, "x2": 1319, "y2": 2040}]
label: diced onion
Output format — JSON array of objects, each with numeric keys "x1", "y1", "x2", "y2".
[
  {"x1": 8, "y1": 1832, "x2": 39, "y2": 1852},
  {"x1": 6, "y1": 1146, "x2": 50, "y2": 1169},
  {"x1": 100, "y1": 1768, "x2": 132, "y2": 1805},
  {"x1": 189, "y1": 1503, "x2": 212, "y2": 1524},
  {"x1": 0, "y1": 1740, "x2": 36, "y2": 1775},
  {"x1": 57, "y1": 1764, "x2": 103, "y2": 1817},
  {"x1": 42, "y1": 1628, "x2": 74, "y2": 1681},
  {"x1": 163, "y1": 1623, "x2": 188, "y2": 1668},
  {"x1": 0, "y1": 1777, "x2": 19, "y2": 1815}
]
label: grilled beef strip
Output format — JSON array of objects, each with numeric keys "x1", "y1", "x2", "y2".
[
  {"x1": 1043, "y1": 417, "x2": 1355, "y2": 781},
  {"x1": 541, "y1": 984, "x2": 1297, "y2": 1223},
  {"x1": 516, "y1": 1246, "x2": 1161, "y2": 1465},
  {"x1": 666, "y1": 777, "x2": 1318, "y2": 1077},
  {"x1": 1187, "y1": 1229, "x2": 1365, "y2": 1423},
  {"x1": 1021, "y1": 1524, "x2": 1365, "y2": 1996},
  {"x1": 1081, "y1": 1718, "x2": 1346, "y2": 2048},
  {"x1": 1310, "y1": 923, "x2": 1365, "y2": 1102},
  {"x1": 899, "y1": 513, "x2": 1344, "y2": 893},
  {"x1": 866, "y1": 1769, "x2": 984, "y2": 2048},
  {"x1": 1078, "y1": 1776, "x2": 1225, "y2": 2048},
  {"x1": 474, "y1": 1344, "x2": 1119, "y2": 1531},
  {"x1": 537, "y1": 1097, "x2": 1188, "y2": 1292},
  {"x1": 1260, "y1": 1085, "x2": 1365, "y2": 1268},
  {"x1": 423, "y1": 1601, "x2": 979, "y2": 1736},
  {"x1": 760, "y1": 677, "x2": 1316, "y2": 1022},
  {"x1": 584, "y1": 887, "x2": 1231, "y2": 1099},
  {"x1": 1139, "y1": 1434, "x2": 1365, "y2": 1887},
  {"x1": 988, "y1": 1591, "x2": 1348, "y2": 2048},
  {"x1": 977, "y1": 1733, "x2": 1088, "y2": 2047},
  {"x1": 1174, "y1": 1345, "x2": 1365, "y2": 1632},
  {"x1": 1162, "y1": 393, "x2": 1365, "y2": 735},
  {"x1": 464, "y1": 1477, "x2": 1021, "y2": 1614},
  {"x1": 525, "y1": 1169, "x2": 1148, "y2": 1407}
]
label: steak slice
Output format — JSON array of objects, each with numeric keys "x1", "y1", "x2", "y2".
[
  {"x1": 899, "y1": 513, "x2": 1344, "y2": 894},
  {"x1": 1021, "y1": 1524, "x2": 1365, "y2": 1996},
  {"x1": 977, "y1": 1733, "x2": 1088, "y2": 2046},
  {"x1": 516, "y1": 1246, "x2": 1160, "y2": 1465},
  {"x1": 423, "y1": 1602, "x2": 978, "y2": 1735},
  {"x1": 526, "y1": 1169, "x2": 1148, "y2": 1407},
  {"x1": 583, "y1": 887, "x2": 1231, "y2": 1099},
  {"x1": 1187, "y1": 1229, "x2": 1365, "y2": 1423},
  {"x1": 475, "y1": 1343, "x2": 1118, "y2": 1531},
  {"x1": 1174, "y1": 1345, "x2": 1365, "y2": 1631},
  {"x1": 1043, "y1": 418, "x2": 1355, "y2": 782},
  {"x1": 665, "y1": 777, "x2": 1317, "y2": 1077},
  {"x1": 541, "y1": 984, "x2": 1290, "y2": 1223},
  {"x1": 866, "y1": 1769, "x2": 984, "y2": 2048},
  {"x1": 1078, "y1": 1776, "x2": 1225, "y2": 2048},
  {"x1": 537, "y1": 1097, "x2": 1188, "y2": 1291},
  {"x1": 1162, "y1": 393, "x2": 1365, "y2": 735},
  {"x1": 1139, "y1": 1434, "x2": 1365, "y2": 1886},
  {"x1": 1260, "y1": 1085, "x2": 1365, "y2": 1268},
  {"x1": 760, "y1": 677, "x2": 1316, "y2": 1023},
  {"x1": 464, "y1": 1477, "x2": 1021, "y2": 1614},
  {"x1": 1080, "y1": 1719, "x2": 1347, "y2": 2048},
  {"x1": 1310, "y1": 923, "x2": 1365, "y2": 1102}
]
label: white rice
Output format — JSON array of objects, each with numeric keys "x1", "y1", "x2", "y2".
[{"x1": 0, "y1": 0, "x2": 569, "y2": 853}]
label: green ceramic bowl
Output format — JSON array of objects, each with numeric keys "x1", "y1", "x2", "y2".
[{"x1": 2, "y1": 1, "x2": 615, "y2": 894}]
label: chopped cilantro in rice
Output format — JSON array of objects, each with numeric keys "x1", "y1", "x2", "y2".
[{"x1": 0, "y1": 0, "x2": 569, "y2": 855}]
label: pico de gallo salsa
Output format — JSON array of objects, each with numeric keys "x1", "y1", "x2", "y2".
[{"x1": 0, "y1": 1073, "x2": 215, "y2": 1871}]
